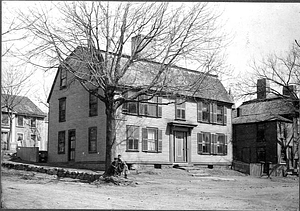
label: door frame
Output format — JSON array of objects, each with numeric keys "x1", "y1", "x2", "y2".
[{"x1": 173, "y1": 130, "x2": 188, "y2": 163}]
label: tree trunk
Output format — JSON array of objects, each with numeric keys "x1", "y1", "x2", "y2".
[{"x1": 105, "y1": 98, "x2": 117, "y2": 172}]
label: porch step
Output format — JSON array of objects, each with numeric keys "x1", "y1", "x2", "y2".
[{"x1": 173, "y1": 163, "x2": 194, "y2": 169}]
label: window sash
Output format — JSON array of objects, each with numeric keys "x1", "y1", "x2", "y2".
[
  {"x1": 89, "y1": 92, "x2": 98, "y2": 117},
  {"x1": 17, "y1": 116, "x2": 24, "y2": 126},
  {"x1": 58, "y1": 131, "x2": 65, "y2": 154},
  {"x1": 60, "y1": 68, "x2": 67, "y2": 88},
  {"x1": 126, "y1": 125, "x2": 139, "y2": 151},
  {"x1": 59, "y1": 98, "x2": 66, "y2": 122}
]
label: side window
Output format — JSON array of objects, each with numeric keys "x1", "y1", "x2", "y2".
[
  {"x1": 60, "y1": 67, "x2": 67, "y2": 89},
  {"x1": 89, "y1": 90, "x2": 98, "y2": 117},
  {"x1": 58, "y1": 131, "x2": 66, "y2": 154},
  {"x1": 59, "y1": 98, "x2": 66, "y2": 122},
  {"x1": 88, "y1": 127, "x2": 97, "y2": 153},
  {"x1": 126, "y1": 125, "x2": 139, "y2": 151},
  {"x1": 17, "y1": 115, "x2": 24, "y2": 127}
]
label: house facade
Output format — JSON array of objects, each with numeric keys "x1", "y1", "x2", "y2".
[
  {"x1": 47, "y1": 48, "x2": 233, "y2": 170},
  {"x1": 1, "y1": 94, "x2": 48, "y2": 153},
  {"x1": 232, "y1": 79, "x2": 298, "y2": 176}
]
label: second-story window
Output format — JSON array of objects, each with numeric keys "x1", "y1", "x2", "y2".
[
  {"x1": 31, "y1": 118, "x2": 36, "y2": 128},
  {"x1": 197, "y1": 101, "x2": 210, "y2": 123},
  {"x1": 17, "y1": 115, "x2": 24, "y2": 127},
  {"x1": 175, "y1": 98, "x2": 185, "y2": 120},
  {"x1": 89, "y1": 90, "x2": 98, "y2": 117},
  {"x1": 59, "y1": 98, "x2": 66, "y2": 122},
  {"x1": 122, "y1": 92, "x2": 162, "y2": 118},
  {"x1": 60, "y1": 67, "x2": 67, "y2": 89}
]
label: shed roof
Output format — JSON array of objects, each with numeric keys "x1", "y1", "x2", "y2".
[{"x1": 233, "y1": 97, "x2": 295, "y2": 124}]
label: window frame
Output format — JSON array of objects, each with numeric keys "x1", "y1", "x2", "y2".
[
  {"x1": 60, "y1": 67, "x2": 67, "y2": 89},
  {"x1": 1, "y1": 113, "x2": 9, "y2": 125},
  {"x1": 59, "y1": 97, "x2": 66, "y2": 122},
  {"x1": 88, "y1": 127, "x2": 97, "y2": 153},
  {"x1": 58, "y1": 131, "x2": 66, "y2": 154},
  {"x1": 257, "y1": 123, "x2": 266, "y2": 142},
  {"x1": 126, "y1": 125, "x2": 140, "y2": 152},
  {"x1": 31, "y1": 118, "x2": 37, "y2": 128},
  {"x1": 175, "y1": 98, "x2": 186, "y2": 120},
  {"x1": 142, "y1": 127, "x2": 163, "y2": 153},
  {"x1": 89, "y1": 90, "x2": 98, "y2": 117},
  {"x1": 17, "y1": 115, "x2": 24, "y2": 127}
]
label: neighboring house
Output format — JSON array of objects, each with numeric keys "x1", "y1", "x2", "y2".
[
  {"x1": 47, "y1": 44, "x2": 233, "y2": 170},
  {"x1": 232, "y1": 78, "x2": 298, "y2": 176},
  {"x1": 1, "y1": 94, "x2": 48, "y2": 153}
]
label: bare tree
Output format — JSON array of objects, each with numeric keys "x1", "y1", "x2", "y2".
[
  {"x1": 16, "y1": 2, "x2": 228, "y2": 171},
  {"x1": 1, "y1": 65, "x2": 33, "y2": 151}
]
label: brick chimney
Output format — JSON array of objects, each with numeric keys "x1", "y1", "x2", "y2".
[
  {"x1": 131, "y1": 34, "x2": 156, "y2": 59},
  {"x1": 283, "y1": 85, "x2": 297, "y2": 98},
  {"x1": 257, "y1": 78, "x2": 270, "y2": 100}
]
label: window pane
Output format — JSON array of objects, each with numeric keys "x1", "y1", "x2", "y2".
[
  {"x1": 127, "y1": 125, "x2": 139, "y2": 150},
  {"x1": 31, "y1": 118, "x2": 36, "y2": 128},
  {"x1": 128, "y1": 102, "x2": 138, "y2": 114},
  {"x1": 89, "y1": 127, "x2": 97, "y2": 152},
  {"x1": 58, "y1": 131, "x2": 65, "y2": 154},
  {"x1": 148, "y1": 104, "x2": 157, "y2": 116},
  {"x1": 2, "y1": 114, "x2": 9, "y2": 125},
  {"x1": 217, "y1": 105, "x2": 223, "y2": 123}
]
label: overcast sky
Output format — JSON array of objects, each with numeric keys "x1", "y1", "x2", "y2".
[{"x1": 2, "y1": 2, "x2": 300, "y2": 110}]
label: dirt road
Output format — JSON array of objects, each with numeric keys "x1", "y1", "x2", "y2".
[{"x1": 1, "y1": 167, "x2": 299, "y2": 210}]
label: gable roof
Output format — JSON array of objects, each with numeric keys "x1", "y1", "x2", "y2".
[
  {"x1": 1, "y1": 94, "x2": 46, "y2": 117},
  {"x1": 233, "y1": 97, "x2": 295, "y2": 124},
  {"x1": 47, "y1": 46, "x2": 233, "y2": 104}
]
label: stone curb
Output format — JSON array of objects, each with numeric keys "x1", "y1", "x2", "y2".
[{"x1": 1, "y1": 161, "x2": 103, "y2": 183}]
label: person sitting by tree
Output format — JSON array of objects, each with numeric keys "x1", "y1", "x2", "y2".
[
  {"x1": 117, "y1": 154, "x2": 129, "y2": 179},
  {"x1": 107, "y1": 157, "x2": 118, "y2": 176}
]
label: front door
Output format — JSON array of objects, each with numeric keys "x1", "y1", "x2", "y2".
[
  {"x1": 174, "y1": 131, "x2": 187, "y2": 163},
  {"x1": 68, "y1": 130, "x2": 76, "y2": 161}
]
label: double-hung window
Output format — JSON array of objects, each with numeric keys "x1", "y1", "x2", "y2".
[
  {"x1": 197, "y1": 102, "x2": 210, "y2": 122},
  {"x1": 126, "y1": 125, "x2": 139, "y2": 151},
  {"x1": 257, "y1": 123, "x2": 266, "y2": 142},
  {"x1": 17, "y1": 115, "x2": 24, "y2": 127},
  {"x1": 60, "y1": 67, "x2": 67, "y2": 89},
  {"x1": 88, "y1": 127, "x2": 97, "y2": 153},
  {"x1": 58, "y1": 131, "x2": 66, "y2": 154},
  {"x1": 142, "y1": 127, "x2": 162, "y2": 152},
  {"x1": 59, "y1": 98, "x2": 66, "y2": 122},
  {"x1": 197, "y1": 132, "x2": 227, "y2": 155},
  {"x1": 175, "y1": 99, "x2": 185, "y2": 120},
  {"x1": 89, "y1": 90, "x2": 98, "y2": 117}
]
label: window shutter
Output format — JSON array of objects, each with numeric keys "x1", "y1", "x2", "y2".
[
  {"x1": 211, "y1": 134, "x2": 215, "y2": 154},
  {"x1": 223, "y1": 106, "x2": 227, "y2": 125},
  {"x1": 197, "y1": 133, "x2": 203, "y2": 154},
  {"x1": 212, "y1": 103, "x2": 217, "y2": 123},
  {"x1": 157, "y1": 129, "x2": 163, "y2": 152},
  {"x1": 142, "y1": 128, "x2": 148, "y2": 151},
  {"x1": 197, "y1": 102, "x2": 202, "y2": 122},
  {"x1": 158, "y1": 96, "x2": 162, "y2": 117},
  {"x1": 224, "y1": 135, "x2": 228, "y2": 155},
  {"x1": 209, "y1": 103, "x2": 213, "y2": 123}
]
